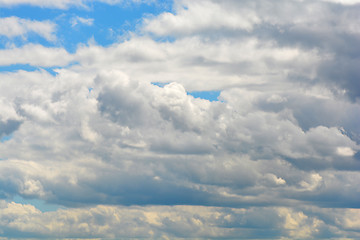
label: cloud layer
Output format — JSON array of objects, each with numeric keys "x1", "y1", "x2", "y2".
[
  {"x1": 2, "y1": 201, "x2": 360, "y2": 239},
  {"x1": 0, "y1": 0, "x2": 360, "y2": 239}
]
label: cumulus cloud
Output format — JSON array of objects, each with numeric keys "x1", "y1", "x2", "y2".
[
  {"x1": 0, "y1": 17, "x2": 56, "y2": 41},
  {"x1": 2, "y1": 201, "x2": 360, "y2": 239},
  {"x1": 0, "y1": 68, "x2": 359, "y2": 210}
]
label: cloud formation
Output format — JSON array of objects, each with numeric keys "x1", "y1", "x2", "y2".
[
  {"x1": 0, "y1": 0, "x2": 360, "y2": 239},
  {"x1": 2, "y1": 201, "x2": 360, "y2": 239},
  {"x1": 0, "y1": 17, "x2": 56, "y2": 41},
  {"x1": 1, "y1": 67, "x2": 359, "y2": 207},
  {"x1": 0, "y1": 44, "x2": 74, "y2": 66}
]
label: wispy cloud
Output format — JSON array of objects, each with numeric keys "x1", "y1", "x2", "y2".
[
  {"x1": 70, "y1": 16, "x2": 94, "y2": 27},
  {"x1": 0, "y1": 17, "x2": 56, "y2": 41}
]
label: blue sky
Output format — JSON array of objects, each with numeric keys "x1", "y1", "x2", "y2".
[
  {"x1": 0, "y1": 1, "x2": 173, "y2": 50},
  {"x1": 1, "y1": 0, "x2": 360, "y2": 239}
]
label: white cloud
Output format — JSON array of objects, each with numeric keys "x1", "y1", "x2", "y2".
[
  {"x1": 278, "y1": 208, "x2": 324, "y2": 239},
  {"x1": 70, "y1": 16, "x2": 94, "y2": 27},
  {"x1": 336, "y1": 147, "x2": 356, "y2": 157},
  {"x1": 21, "y1": 104, "x2": 54, "y2": 122},
  {"x1": 300, "y1": 173, "x2": 323, "y2": 191},
  {"x1": 0, "y1": 17, "x2": 56, "y2": 41},
  {"x1": 143, "y1": 0, "x2": 260, "y2": 36},
  {"x1": 74, "y1": 36, "x2": 320, "y2": 92},
  {"x1": 0, "y1": 44, "x2": 74, "y2": 67}
]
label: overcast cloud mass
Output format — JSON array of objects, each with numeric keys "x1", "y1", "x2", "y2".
[{"x1": 0, "y1": 0, "x2": 360, "y2": 239}]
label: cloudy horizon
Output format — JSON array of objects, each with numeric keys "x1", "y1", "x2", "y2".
[{"x1": 0, "y1": 0, "x2": 360, "y2": 239}]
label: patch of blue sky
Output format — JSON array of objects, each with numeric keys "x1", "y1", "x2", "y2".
[
  {"x1": 151, "y1": 82, "x2": 221, "y2": 102},
  {"x1": 151, "y1": 82, "x2": 169, "y2": 87},
  {"x1": 87, "y1": 1, "x2": 173, "y2": 45},
  {"x1": 0, "y1": 64, "x2": 37, "y2": 72},
  {"x1": 188, "y1": 91, "x2": 221, "y2": 102},
  {"x1": 13, "y1": 195, "x2": 66, "y2": 212},
  {"x1": 0, "y1": 134, "x2": 12, "y2": 143},
  {"x1": 149, "y1": 35, "x2": 176, "y2": 43},
  {"x1": 0, "y1": 64, "x2": 60, "y2": 76},
  {"x1": 42, "y1": 67, "x2": 60, "y2": 76},
  {"x1": 0, "y1": 1, "x2": 174, "y2": 52},
  {"x1": 0, "y1": 4, "x2": 61, "y2": 21}
]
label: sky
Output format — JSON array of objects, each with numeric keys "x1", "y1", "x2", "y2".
[{"x1": 0, "y1": 0, "x2": 360, "y2": 239}]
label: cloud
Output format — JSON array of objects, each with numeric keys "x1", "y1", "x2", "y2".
[
  {"x1": 141, "y1": 0, "x2": 360, "y2": 101},
  {"x1": 1, "y1": 0, "x2": 360, "y2": 238},
  {"x1": 143, "y1": 0, "x2": 261, "y2": 36},
  {"x1": 321, "y1": 0, "x2": 360, "y2": 4},
  {"x1": 0, "y1": 17, "x2": 56, "y2": 41},
  {"x1": 74, "y1": 36, "x2": 321, "y2": 94},
  {"x1": 70, "y1": 16, "x2": 94, "y2": 27},
  {"x1": 0, "y1": 44, "x2": 74, "y2": 67},
  {"x1": 0, "y1": 67, "x2": 359, "y2": 210},
  {"x1": 1, "y1": 202, "x2": 360, "y2": 239}
]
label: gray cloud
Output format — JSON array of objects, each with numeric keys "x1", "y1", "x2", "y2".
[
  {"x1": 0, "y1": 120, "x2": 21, "y2": 137},
  {"x1": 0, "y1": 71, "x2": 359, "y2": 210}
]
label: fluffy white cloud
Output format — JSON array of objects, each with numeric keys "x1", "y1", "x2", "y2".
[
  {"x1": 143, "y1": 0, "x2": 261, "y2": 36},
  {"x1": 0, "y1": 17, "x2": 56, "y2": 41}
]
